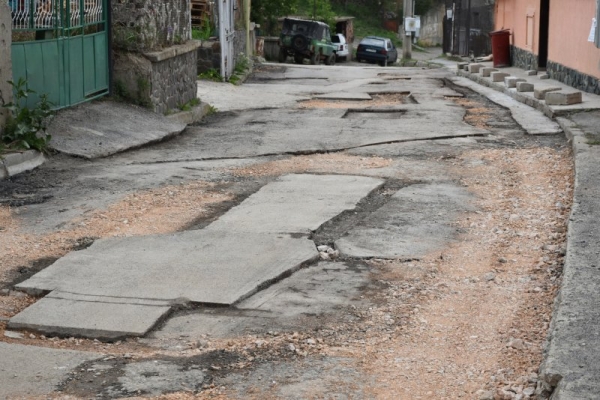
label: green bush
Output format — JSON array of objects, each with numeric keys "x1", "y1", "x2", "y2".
[{"x1": 1, "y1": 78, "x2": 54, "y2": 153}]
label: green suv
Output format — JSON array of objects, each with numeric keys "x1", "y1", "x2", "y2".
[{"x1": 279, "y1": 18, "x2": 337, "y2": 65}]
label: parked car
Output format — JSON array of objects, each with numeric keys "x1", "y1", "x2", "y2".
[
  {"x1": 356, "y1": 36, "x2": 398, "y2": 67},
  {"x1": 278, "y1": 18, "x2": 337, "y2": 65},
  {"x1": 331, "y1": 33, "x2": 349, "y2": 61}
]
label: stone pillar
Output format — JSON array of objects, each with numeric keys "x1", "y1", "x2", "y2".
[{"x1": 0, "y1": 2, "x2": 13, "y2": 134}]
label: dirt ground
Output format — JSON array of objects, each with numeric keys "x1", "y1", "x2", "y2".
[{"x1": 0, "y1": 82, "x2": 573, "y2": 399}]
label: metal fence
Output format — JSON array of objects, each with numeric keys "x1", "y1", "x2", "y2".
[{"x1": 10, "y1": 0, "x2": 104, "y2": 32}]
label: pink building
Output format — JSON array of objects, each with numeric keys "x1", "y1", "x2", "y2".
[{"x1": 495, "y1": 0, "x2": 600, "y2": 94}]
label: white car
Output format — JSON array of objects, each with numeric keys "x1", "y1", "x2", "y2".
[{"x1": 331, "y1": 33, "x2": 349, "y2": 61}]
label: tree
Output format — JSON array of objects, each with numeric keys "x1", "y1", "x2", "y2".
[{"x1": 251, "y1": 0, "x2": 298, "y2": 35}]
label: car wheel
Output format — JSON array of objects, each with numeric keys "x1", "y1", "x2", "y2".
[
  {"x1": 380, "y1": 58, "x2": 388, "y2": 67},
  {"x1": 325, "y1": 53, "x2": 335, "y2": 65},
  {"x1": 294, "y1": 55, "x2": 304, "y2": 64},
  {"x1": 310, "y1": 51, "x2": 320, "y2": 65},
  {"x1": 278, "y1": 48, "x2": 286, "y2": 63},
  {"x1": 291, "y1": 34, "x2": 308, "y2": 52}
]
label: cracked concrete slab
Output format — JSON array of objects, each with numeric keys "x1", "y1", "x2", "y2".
[
  {"x1": 126, "y1": 106, "x2": 488, "y2": 163},
  {"x1": 0, "y1": 342, "x2": 100, "y2": 399},
  {"x1": 11, "y1": 174, "x2": 380, "y2": 338},
  {"x1": 207, "y1": 174, "x2": 384, "y2": 233},
  {"x1": 8, "y1": 293, "x2": 172, "y2": 340},
  {"x1": 336, "y1": 183, "x2": 475, "y2": 259},
  {"x1": 47, "y1": 101, "x2": 186, "y2": 159},
  {"x1": 15, "y1": 231, "x2": 318, "y2": 305}
]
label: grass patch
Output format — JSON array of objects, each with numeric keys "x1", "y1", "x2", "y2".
[
  {"x1": 585, "y1": 132, "x2": 600, "y2": 145},
  {"x1": 198, "y1": 68, "x2": 222, "y2": 82}
]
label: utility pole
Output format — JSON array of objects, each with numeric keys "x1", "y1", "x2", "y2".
[{"x1": 402, "y1": 0, "x2": 413, "y2": 59}]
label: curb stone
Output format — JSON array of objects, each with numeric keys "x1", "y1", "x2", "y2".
[
  {"x1": 0, "y1": 150, "x2": 45, "y2": 180},
  {"x1": 537, "y1": 116, "x2": 600, "y2": 399}
]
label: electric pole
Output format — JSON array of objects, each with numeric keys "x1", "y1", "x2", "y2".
[{"x1": 402, "y1": 0, "x2": 413, "y2": 60}]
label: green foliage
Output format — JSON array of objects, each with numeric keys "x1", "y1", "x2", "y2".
[
  {"x1": 414, "y1": 0, "x2": 436, "y2": 16},
  {"x1": 297, "y1": 0, "x2": 336, "y2": 26},
  {"x1": 251, "y1": 0, "x2": 298, "y2": 36},
  {"x1": 1, "y1": 78, "x2": 54, "y2": 153},
  {"x1": 331, "y1": 2, "x2": 402, "y2": 47},
  {"x1": 585, "y1": 132, "x2": 600, "y2": 145},
  {"x1": 192, "y1": 15, "x2": 214, "y2": 40},
  {"x1": 177, "y1": 97, "x2": 201, "y2": 112},
  {"x1": 198, "y1": 68, "x2": 223, "y2": 82}
]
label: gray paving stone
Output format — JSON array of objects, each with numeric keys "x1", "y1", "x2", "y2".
[
  {"x1": 468, "y1": 63, "x2": 484, "y2": 73},
  {"x1": 517, "y1": 82, "x2": 534, "y2": 92},
  {"x1": 534, "y1": 87, "x2": 562, "y2": 100},
  {"x1": 491, "y1": 72, "x2": 510, "y2": 82},
  {"x1": 480, "y1": 67, "x2": 498, "y2": 77},
  {"x1": 0, "y1": 342, "x2": 100, "y2": 398},
  {"x1": 545, "y1": 91, "x2": 583, "y2": 105}
]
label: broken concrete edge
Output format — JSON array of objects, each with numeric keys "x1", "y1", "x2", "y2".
[
  {"x1": 143, "y1": 40, "x2": 202, "y2": 63},
  {"x1": 537, "y1": 116, "x2": 598, "y2": 399},
  {"x1": 0, "y1": 150, "x2": 45, "y2": 180},
  {"x1": 165, "y1": 102, "x2": 212, "y2": 125}
]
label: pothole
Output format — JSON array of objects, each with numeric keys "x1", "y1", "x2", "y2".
[
  {"x1": 342, "y1": 109, "x2": 407, "y2": 119},
  {"x1": 299, "y1": 92, "x2": 414, "y2": 109}
]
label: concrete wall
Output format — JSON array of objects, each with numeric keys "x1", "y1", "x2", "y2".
[
  {"x1": 112, "y1": 0, "x2": 191, "y2": 52},
  {"x1": 495, "y1": 0, "x2": 540, "y2": 53},
  {"x1": 495, "y1": 0, "x2": 600, "y2": 91},
  {"x1": 0, "y1": 2, "x2": 12, "y2": 134},
  {"x1": 547, "y1": 0, "x2": 600, "y2": 80},
  {"x1": 419, "y1": 2, "x2": 445, "y2": 46}
]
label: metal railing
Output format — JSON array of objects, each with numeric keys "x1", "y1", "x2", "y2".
[{"x1": 10, "y1": 0, "x2": 104, "y2": 33}]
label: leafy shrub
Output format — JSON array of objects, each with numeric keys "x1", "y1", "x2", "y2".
[{"x1": 1, "y1": 78, "x2": 54, "y2": 153}]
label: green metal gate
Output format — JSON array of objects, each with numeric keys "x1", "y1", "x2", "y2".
[{"x1": 10, "y1": 0, "x2": 109, "y2": 108}]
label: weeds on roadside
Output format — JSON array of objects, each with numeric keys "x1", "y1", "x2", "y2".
[
  {"x1": 198, "y1": 68, "x2": 223, "y2": 82},
  {"x1": 1, "y1": 78, "x2": 54, "y2": 154}
]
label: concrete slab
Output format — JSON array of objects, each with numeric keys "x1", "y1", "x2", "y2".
[
  {"x1": 47, "y1": 101, "x2": 186, "y2": 159},
  {"x1": 9, "y1": 293, "x2": 172, "y2": 340},
  {"x1": 151, "y1": 261, "x2": 371, "y2": 340},
  {"x1": 0, "y1": 342, "x2": 100, "y2": 399},
  {"x1": 335, "y1": 183, "x2": 474, "y2": 259},
  {"x1": 16, "y1": 231, "x2": 318, "y2": 306},
  {"x1": 207, "y1": 174, "x2": 384, "y2": 233},
  {"x1": 468, "y1": 63, "x2": 484, "y2": 73},
  {"x1": 313, "y1": 92, "x2": 372, "y2": 101}
]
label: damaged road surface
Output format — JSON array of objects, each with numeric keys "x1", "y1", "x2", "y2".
[{"x1": 0, "y1": 63, "x2": 573, "y2": 399}]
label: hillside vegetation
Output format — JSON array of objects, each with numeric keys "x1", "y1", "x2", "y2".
[{"x1": 252, "y1": 0, "x2": 439, "y2": 43}]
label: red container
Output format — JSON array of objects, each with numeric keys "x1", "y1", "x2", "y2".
[{"x1": 489, "y1": 29, "x2": 511, "y2": 68}]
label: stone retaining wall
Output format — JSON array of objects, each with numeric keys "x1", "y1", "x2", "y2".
[
  {"x1": 112, "y1": 0, "x2": 191, "y2": 52},
  {"x1": 547, "y1": 61, "x2": 600, "y2": 95},
  {"x1": 0, "y1": 2, "x2": 12, "y2": 134},
  {"x1": 113, "y1": 41, "x2": 201, "y2": 114},
  {"x1": 511, "y1": 46, "x2": 538, "y2": 71}
]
